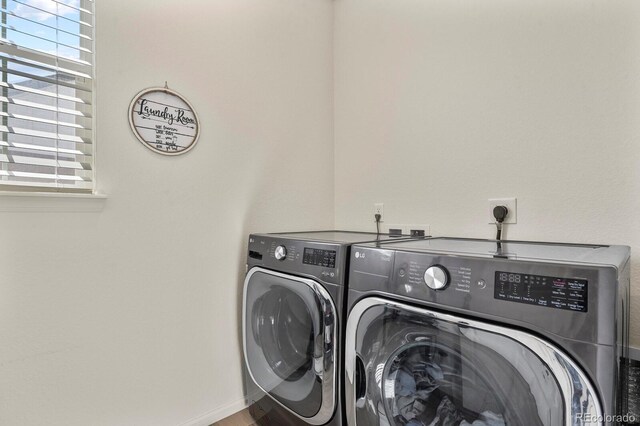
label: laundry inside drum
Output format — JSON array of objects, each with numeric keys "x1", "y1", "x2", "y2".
[{"x1": 382, "y1": 342, "x2": 510, "y2": 426}]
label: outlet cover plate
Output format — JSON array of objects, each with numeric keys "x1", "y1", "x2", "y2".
[
  {"x1": 488, "y1": 198, "x2": 517, "y2": 224},
  {"x1": 374, "y1": 203, "x2": 384, "y2": 221}
]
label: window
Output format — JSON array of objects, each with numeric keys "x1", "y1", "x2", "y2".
[{"x1": 0, "y1": 0, "x2": 94, "y2": 192}]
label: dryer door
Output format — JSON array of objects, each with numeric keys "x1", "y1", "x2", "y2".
[
  {"x1": 345, "y1": 297, "x2": 602, "y2": 426},
  {"x1": 243, "y1": 267, "x2": 337, "y2": 425}
]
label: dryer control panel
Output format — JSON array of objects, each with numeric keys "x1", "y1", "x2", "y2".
[
  {"x1": 302, "y1": 248, "x2": 337, "y2": 268},
  {"x1": 247, "y1": 235, "x2": 343, "y2": 285}
]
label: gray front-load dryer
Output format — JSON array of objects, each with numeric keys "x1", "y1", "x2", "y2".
[
  {"x1": 344, "y1": 238, "x2": 630, "y2": 426},
  {"x1": 243, "y1": 231, "x2": 418, "y2": 425}
]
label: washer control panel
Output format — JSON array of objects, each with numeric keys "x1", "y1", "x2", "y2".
[
  {"x1": 348, "y1": 242, "x2": 616, "y2": 345},
  {"x1": 424, "y1": 265, "x2": 449, "y2": 290},
  {"x1": 494, "y1": 271, "x2": 588, "y2": 312},
  {"x1": 368, "y1": 250, "x2": 593, "y2": 315},
  {"x1": 394, "y1": 254, "x2": 472, "y2": 294}
]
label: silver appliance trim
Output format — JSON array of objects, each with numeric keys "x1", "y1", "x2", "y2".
[
  {"x1": 345, "y1": 297, "x2": 603, "y2": 425},
  {"x1": 243, "y1": 267, "x2": 337, "y2": 425}
]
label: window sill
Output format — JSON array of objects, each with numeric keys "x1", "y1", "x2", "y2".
[{"x1": 0, "y1": 192, "x2": 107, "y2": 213}]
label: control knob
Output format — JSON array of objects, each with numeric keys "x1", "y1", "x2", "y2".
[
  {"x1": 424, "y1": 265, "x2": 449, "y2": 290},
  {"x1": 274, "y1": 245, "x2": 287, "y2": 261}
]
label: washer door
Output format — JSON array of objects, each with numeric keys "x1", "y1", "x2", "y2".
[
  {"x1": 345, "y1": 297, "x2": 602, "y2": 426},
  {"x1": 243, "y1": 267, "x2": 337, "y2": 425}
]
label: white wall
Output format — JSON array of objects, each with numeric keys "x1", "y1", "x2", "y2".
[
  {"x1": 0, "y1": 1, "x2": 334, "y2": 425},
  {"x1": 3, "y1": 1, "x2": 640, "y2": 424},
  {"x1": 334, "y1": 0, "x2": 640, "y2": 344}
]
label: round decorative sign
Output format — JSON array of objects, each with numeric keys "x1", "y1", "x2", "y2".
[{"x1": 129, "y1": 86, "x2": 200, "y2": 155}]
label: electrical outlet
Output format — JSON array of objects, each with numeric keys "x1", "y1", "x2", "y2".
[
  {"x1": 488, "y1": 198, "x2": 517, "y2": 224},
  {"x1": 374, "y1": 203, "x2": 384, "y2": 222}
]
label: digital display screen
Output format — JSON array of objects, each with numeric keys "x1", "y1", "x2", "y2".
[
  {"x1": 303, "y1": 248, "x2": 336, "y2": 268},
  {"x1": 494, "y1": 271, "x2": 588, "y2": 313}
]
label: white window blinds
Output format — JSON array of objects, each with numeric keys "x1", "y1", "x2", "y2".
[{"x1": 0, "y1": 0, "x2": 94, "y2": 192}]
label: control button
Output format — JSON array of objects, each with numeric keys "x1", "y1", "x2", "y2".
[
  {"x1": 477, "y1": 279, "x2": 486, "y2": 289},
  {"x1": 399, "y1": 268, "x2": 406, "y2": 277},
  {"x1": 274, "y1": 245, "x2": 287, "y2": 261},
  {"x1": 424, "y1": 265, "x2": 449, "y2": 290}
]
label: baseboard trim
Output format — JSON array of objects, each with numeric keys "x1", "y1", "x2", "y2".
[{"x1": 179, "y1": 395, "x2": 248, "y2": 426}]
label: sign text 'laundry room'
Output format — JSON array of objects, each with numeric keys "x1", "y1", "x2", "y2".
[{"x1": 128, "y1": 86, "x2": 200, "y2": 156}]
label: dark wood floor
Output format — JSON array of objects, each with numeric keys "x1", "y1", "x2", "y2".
[{"x1": 210, "y1": 408, "x2": 259, "y2": 426}]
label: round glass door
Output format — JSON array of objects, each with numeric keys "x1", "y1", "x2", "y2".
[
  {"x1": 254, "y1": 286, "x2": 315, "y2": 382},
  {"x1": 380, "y1": 335, "x2": 554, "y2": 426},
  {"x1": 243, "y1": 267, "x2": 336, "y2": 424},
  {"x1": 345, "y1": 298, "x2": 601, "y2": 426}
]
